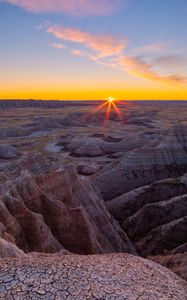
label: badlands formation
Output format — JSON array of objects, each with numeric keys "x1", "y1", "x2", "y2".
[{"x1": 0, "y1": 100, "x2": 187, "y2": 299}]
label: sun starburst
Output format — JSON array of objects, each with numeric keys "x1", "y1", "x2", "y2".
[
  {"x1": 108, "y1": 97, "x2": 115, "y2": 103},
  {"x1": 95, "y1": 97, "x2": 123, "y2": 121}
]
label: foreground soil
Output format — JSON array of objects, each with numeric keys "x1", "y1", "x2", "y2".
[{"x1": 0, "y1": 253, "x2": 186, "y2": 300}]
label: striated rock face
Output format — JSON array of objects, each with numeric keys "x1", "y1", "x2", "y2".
[
  {"x1": 107, "y1": 176, "x2": 187, "y2": 223},
  {"x1": 0, "y1": 222, "x2": 25, "y2": 259},
  {"x1": 136, "y1": 216, "x2": 187, "y2": 256},
  {"x1": 0, "y1": 153, "x2": 54, "y2": 185},
  {"x1": 0, "y1": 155, "x2": 135, "y2": 256},
  {"x1": 0, "y1": 253, "x2": 186, "y2": 300},
  {"x1": 151, "y1": 254, "x2": 187, "y2": 282},
  {"x1": 123, "y1": 194, "x2": 187, "y2": 244},
  {"x1": 106, "y1": 173, "x2": 187, "y2": 257},
  {"x1": 90, "y1": 124, "x2": 187, "y2": 279},
  {"x1": 93, "y1": 124, "x2": 187, "y2": 200},
  {"x1": 172, "y1": 243, "x2": 187, "y2": 254},
  {"x1": 0, "y1": 238, "x2": 25, "y2": 259}
]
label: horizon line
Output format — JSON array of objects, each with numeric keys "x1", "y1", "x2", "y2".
[{"x1": 0, "y1": 99, "x2": 187, "y2": 102}]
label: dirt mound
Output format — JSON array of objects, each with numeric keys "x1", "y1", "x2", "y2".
[{"x1": 0, "y1": 253, "x2": 186, "y2": 300}]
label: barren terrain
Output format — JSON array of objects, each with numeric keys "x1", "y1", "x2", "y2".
[{"x1": 0, "y1": 100, "x2": 187, "y2": 299}]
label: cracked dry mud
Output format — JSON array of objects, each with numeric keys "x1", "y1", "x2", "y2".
[{"x1": 0, "y1": 253, "x2": 187, "y2": 300}]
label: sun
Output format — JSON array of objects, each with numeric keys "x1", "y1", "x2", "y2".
[
  {"x1": 108, "y1": 97, "x2": 115, "y2": 103},
  {"x1": 94, "y1": 97, "x2": 123, "y2": 121}
]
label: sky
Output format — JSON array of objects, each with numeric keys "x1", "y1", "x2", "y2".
[{"x1": 0, "y1": 0, "x2": 187, "y2": 100}]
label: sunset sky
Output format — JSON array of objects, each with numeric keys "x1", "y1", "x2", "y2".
[{"x1": 0, "y1": 0, "x2": 187, "y2": 100}]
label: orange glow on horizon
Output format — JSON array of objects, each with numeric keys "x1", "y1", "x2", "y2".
[{"x1": 1, "y1": 86, "x2": 187, "y2": 101}]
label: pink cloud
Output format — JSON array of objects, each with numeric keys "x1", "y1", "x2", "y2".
[
  {"x1": 120, "y1": 56, "x2": 186, "y2": 83},
  {"x1": 154, "y1": 55, "x2": 186, "y2": 67},
  {"x1": 70, "y1": 48, "x2": 118, "y2": 69},
  {"x1": 2, "y1": 0, "x2": 123, "y2": 16},
  {"x1": 47, "y1": 25, "x2": 127, "y2": 57},
  {"x1": 47, "y1": 23, "x2": 186, "y2": 84},
  {"x1": 51, "y1": 43, "x2": 66, "y2": 49},
  {"x1": 70, "y1": 49, "x2": 90, "y2": 57},
  {"x1": 71, "y1": 49, "x2": 84, "y2": 56}
]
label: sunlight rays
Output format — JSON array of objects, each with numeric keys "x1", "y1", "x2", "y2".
[
  {"x1": 111, "y1": 101, "x2": 123, "y2": 120},
  {"x1": 95, "y1": 98, "x2": 123, "y2": 121}
]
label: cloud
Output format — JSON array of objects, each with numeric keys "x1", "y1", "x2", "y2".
[
  {"x1": 153, "y1": 55, "x2": 186, "y2": 67},
  {"x1": 51, "y1": 43, "x2": 66, "y2": 49},
  {"x1": 47, "y1": 25, "x2": 127, "y2": 57},
  {"x1": 132, "y1": 43, "x2": 168, "y2": 55},
  {"x1": 70, "y1": 49, "x2": 90, "y2": 57},
  {"x1": 70, "y1": 48, "x2": 118, "y2": 69},
  {"x1": 71, "y1": 49, "x2": 85, "y2": 56},
  {"x1": 47, "y1": 23, "x2": 186, "y2": 84},
  {"x1": 119, "y1": 56, "x2": 186, "y2": 83},
  {"x1": 1, "y1": 0, "x2": 123, "y2": 16}
]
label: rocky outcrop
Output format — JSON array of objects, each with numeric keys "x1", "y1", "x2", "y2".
[
  {"x1": 92, "y1": 123, "x2": 187, "y2": 274},
  {"x1": 93, "y1": 124, "x2": 187, "y2": 200},
  {"x1": 151, "y1": 254, "x2": 187, "y2": 281},
  {"x1": 123, "y1": 194, "x2": 187, "y2": 243},
  {"x1": 0, "y1": 253, "x2": 186, "y2": 300},
  {"x1": 0, "y1": 223, "x2": 15, "y2": 243},
  {"x1": 77, "y1": 164, "x2": 101, "y2": 176},
  {"x1": 0, "y1": 155, "x2": 135, "y2": 255},
  {"x1": 107, "y1": 176, "x2": 187, "y2": 223},
  {"x1": 106, "y1": 171, "x2": 187, "y2": 259},
  {"x1": 0, "y1": 238, "x2": 25, "y2": 259},
  {"x1": 0, "y1": 223, "x2": 24, "y2": 258},
  {"x1": 59, "y1": 132, "x2": 148, "y2": 157},
  {"x1": 0, "y1": 154, "x2": 54, "y2": 185},
  {"x1": 172, "y1": 243, "x2": 187, "y2": 254},
  {"x1": 136, "y1": 217, "x2": 187, "y2": 256}
]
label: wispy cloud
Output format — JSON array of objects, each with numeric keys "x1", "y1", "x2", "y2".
[
  {"x1": 51, "y1": 43, "x2": 66, "y2": 49},
  {"x1": 70, "y1": 49, "x2": 88, "y2": 56},
  {"x1": 70, "y1": 49, "x2": 118, "y2": 69},
  {"x1": 1, "y1": 0, "x2": 124, "y2": 16},
  {"x1": 47, "y1": 24, "x2": 187, "y2": 84},
  {"x1": 47, "y1": 25, "x2": 127, "y2": 57},
  {"x1": 132, "y1": 43, "x2": 168, "y2": 55},
  {"x1": 153, "y1": 55, "x2": 186, "y2": 67},
  {"x1": 119, "y1": 56, "x2": 187, "y2": 83}
]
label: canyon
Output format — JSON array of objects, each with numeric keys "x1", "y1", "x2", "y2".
[{"x1": 0, "y1": 100, "x2": 187, "y2": 299}]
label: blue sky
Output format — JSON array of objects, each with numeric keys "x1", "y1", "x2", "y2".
[{"x1": 0, "y1": 0, "x2": 187, "y2": 100}]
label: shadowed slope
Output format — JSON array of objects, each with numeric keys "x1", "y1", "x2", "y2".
[{"x1": 0, "y1": 155, "x2": 135, "y2": 256}]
